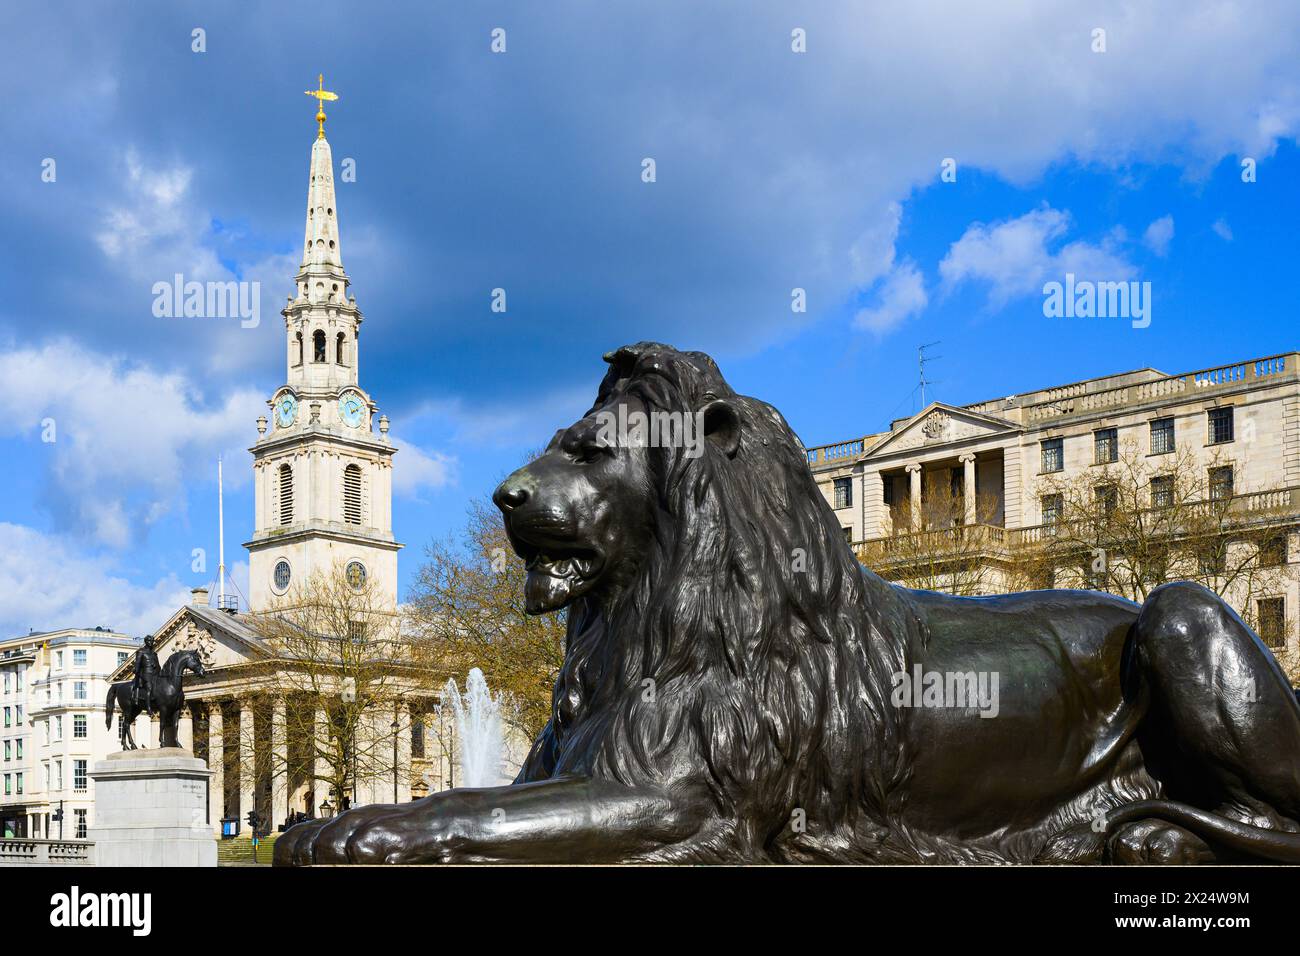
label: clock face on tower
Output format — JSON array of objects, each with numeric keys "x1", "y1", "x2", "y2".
[
  {"x1": 339, "y1": 390, "x2": 365, "y2": 428},
  {"x1": 275, "y1": 393, "x2": 298, "y2": 428}
]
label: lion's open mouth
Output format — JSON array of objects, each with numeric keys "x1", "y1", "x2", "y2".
[{"x1": 507, "y1": 530, "x2": 604, "y2": 613}]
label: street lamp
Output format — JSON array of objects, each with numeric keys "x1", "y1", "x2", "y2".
[
  {"x1": 320, "y1": 799, "x2": 333, "y2": 819},
  {"x1": 390, "y1": 718, "x2": 399, "y2": 803}
]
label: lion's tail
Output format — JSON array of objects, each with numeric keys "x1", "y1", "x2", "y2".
[{"x1": 1108, "y1": 800, "x2": 1300, "y2": 863}]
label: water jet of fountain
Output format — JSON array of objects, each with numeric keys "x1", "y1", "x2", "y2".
[{"x1": 443, "y1": 668, "x2": 505, "y2": 788}]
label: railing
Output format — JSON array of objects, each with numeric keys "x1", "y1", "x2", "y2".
[
  {"x1": 0, "y1": 838, "x2": 94, "y2": 866},
  {"x1": 1025, "y1": 353, "x2": 1294, "y2": 424},
  {"x1": 856, "y1": 523, "x2": 1010, "y2": 561},
  {"x1": 806, "y1": 437, "x2": 868, "y2": 466},
  {"x1": 855, "y1": 487, "x2": 1300, "y2": 561}
]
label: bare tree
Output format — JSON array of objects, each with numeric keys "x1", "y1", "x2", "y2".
[
  {"x1": 406, "y1": 498, "x2": 565, "y2": 741},
  {"x1": 241, "y1": 563, "x2": 438, "y2": 816},
  {"x1": 1008, "y1": 441, "x2": 1292, "y2": 647}
]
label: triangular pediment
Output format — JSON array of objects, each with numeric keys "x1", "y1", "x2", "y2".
[
  {"x1": 864, "y1": 402, "x2": 1021, "y2": 460},
  {"x1": 109, "y1": 605, "x2": 270, "y2": 681}
]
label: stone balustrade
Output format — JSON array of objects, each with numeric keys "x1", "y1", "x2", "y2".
[
  {"x1": 855, "y1": 486, "x2": 1300, "y2": 561},
  {"x1": 0, "y1": 838, "x2": 94, "y2": 866}
]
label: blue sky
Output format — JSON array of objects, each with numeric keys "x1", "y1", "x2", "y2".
[{"x1": 2, "y1": 0, "x2": 1299, "y2": 636}]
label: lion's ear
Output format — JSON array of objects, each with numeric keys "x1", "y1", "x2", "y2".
[{"x1": 701, "y1": 400, "x2": 741, "y2": 458}]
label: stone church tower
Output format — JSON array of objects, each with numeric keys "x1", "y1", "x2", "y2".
[{"x1": 245, "y1": 95, "x2": 400, "y2": 611}]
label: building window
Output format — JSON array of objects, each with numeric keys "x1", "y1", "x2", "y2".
[
  {"x1": 1208, "y1": 465, "x2": 1234, "y2": 501},
  {"x1": 1150, "y1": 417, "x2": 1175, "y2": 455},
  {"x1": 75, "y1": 809, "x2": 87, "y2": 839},
  {"x1": 1094, "y1": 428, "x2": 1118, "y2": 464},
  {"x1": 74, "y1": 714, "x2": 87, "y2": 739},
  {"x1": 833, "y1": 477, "x2": 853, "y2": 510},
  {"x1": 56, "y1": 650, "x2": 63, "y2": 670},
  {"x1": 411, "y1": 721, "x2": 425, "y2": 760},
  {"x1": 274, "y1": 560, "x2": 292, "y2": 592},
  {"x1": 336, "y1": 332, "x2": 346, "y2": 365},
  {"x1": 1041, "y1": 493, "x2": 1063, "y2": 529},
  {"x1": 1258, "y1": 597, "x2": 1286, "y2": 649},
  {"x1": 54, "y1": 760, "x2": 62, "y2": 790},
  {"x1": 1095, "y1": 484, "x2": 1118, "y2": 519},
  {"x1": 1041, "y1": 438, "x2": 1064, "y2": 473},
  {"x1": 1150, "y1": 475, "x2": 1174, "y2": 509},
  {"x1": 295, "y1": 331, "x2": 304, "y2": 366},
  {"x1": 279, "y1": 463, "x2": 294, "y2": 525},
  {"x1": 117, "y1": 651, "x2": 128, "y2": 667},
  {"x1": 3, "y1": 707, "x2": 8, "y2": 728},
  {"x1": 882, "y1": 475, "x2": 895, "y2": 506},
  {"x1": 3, "y1": 673, "x2": 9, "y2": 694},
  {"x1": 842, "y1": 527, "x2": 853, "y2": 543},
  {"x1": 72, "y1": 649, "x2": 87, "y2": 667},
  {"x1": 73, "y1": 760, "x2": 87, "y2": 793},
  {"x1": 3, "y1": 740, "x2": 9, "y2": 761},
  {"x1": 3, "y1": 774, "x2": 9, "y2": 796},
  {"x1": 73, "y1": 681, "x2": 86, "y2": 701},
  {"x1": 347, "y1": 621, "x2": 367, "y2": 643},
  {"x1": 343, "y1": 464, "x2": 363, "y2": 525},
  {"x1": 15, "y1": 739, "x2": 22, "y2": 759},
  {"x1": 1208, "y1": 407, "x2": 1234, "y2": 445},
  {"x1": 13, "y1": 706, "x2": 19, "y2": 724},
  {"x1": 15, "y1": 773, "x2": 21, "y2": 795},
  {"x1": 346, "y1": 561, "x2": 367, "y2": 589},
  {"x1": 313, "y1": 329, "x2": 327, "y2": 362},
  {"x1": 54, "y1": 715, "x2": 62, "y2": 740}
]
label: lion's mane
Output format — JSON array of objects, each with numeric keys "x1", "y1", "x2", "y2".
[{"x1": 517, "y1": 342, "x2": 922, "y2": 862}]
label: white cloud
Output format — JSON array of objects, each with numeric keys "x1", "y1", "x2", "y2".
[
  {"x1": 940, "y1": 207, "x2": 1137, "y2": 308},
  {"x1": 0, "y1": 339, "x2": 262, "y2": 547},
  {"x1": 1213, "y1": 219, "x2": 1234, "y2": 241},
  {"x1": 1143, "y1": 215, "x2": 1175, "y2": 256},
  {"x1": 854, "y1": 261, "x2": 928, "y2": 334},
  {"x1": 95, "y1": 150, "x2": 226, "y2": 284},
  {"x1": 0, "y1": 523, "x2": 190, "y2": 637},
  {"x1": 390, "y1": 437, "x2": 458, "y2": 499}
]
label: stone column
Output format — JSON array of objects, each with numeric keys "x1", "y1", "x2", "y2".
[
  {"x1": 312, "y1": 706, "x2": 330, "y2": 817},
  {"x1": 270, "y1": 697, "x2": 289, "y2": 829},
  {"x1": 236, "y1": 701, "x2": 254, "y2": 825},
  {"x1": 207, "y1": 703, "x2": 225, "y2": 834},
  {"x1": 906, "y1": 463, "x2": 923, "y2": 531},
  {"x1": 961, "y1": 453, "x2": 977, "y2": 525},
  {"x1": 178, "y1": 704, "x2": 194, "y2": 752},
  {"x1": 395, "y1": 702, "x2": 412, "y2": 803}
]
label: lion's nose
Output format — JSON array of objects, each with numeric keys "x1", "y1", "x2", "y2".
[{"x1": 493, "y1": 482, "x2": 528, "y2": 512}]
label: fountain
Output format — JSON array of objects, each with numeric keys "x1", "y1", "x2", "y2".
[{"x1": 443, "y1": 668, "x2": 505, "y2": 788}]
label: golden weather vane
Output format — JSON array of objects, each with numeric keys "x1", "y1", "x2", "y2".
[{"x1": 305, "y1": 73, "x2": 339, "y2": 139}]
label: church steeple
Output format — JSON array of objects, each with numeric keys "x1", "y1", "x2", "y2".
[{"x1": 245, "y1": 78, "x2": 400, "y2": 614}]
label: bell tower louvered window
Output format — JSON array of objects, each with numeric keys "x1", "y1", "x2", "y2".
[
  {"x1": 343, "y1": 464, "x2": 362, "y2": 525},
  {"x1": 278, "y1": 464, "x2": 294, "y2": 525}
]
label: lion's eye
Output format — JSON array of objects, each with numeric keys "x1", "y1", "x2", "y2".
[{"x1": 574, "y1": 444, "x2": 605, "y2": 464}]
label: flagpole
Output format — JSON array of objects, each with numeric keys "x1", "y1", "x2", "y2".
[{"x1": 218, "y1": 457, "x2": 226, "y2": 609}]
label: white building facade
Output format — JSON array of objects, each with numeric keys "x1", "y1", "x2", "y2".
[
  {"x1": 808, "y1": 351, "x2": 1300, "y2": 675},
  {"x1": 0, "y1": 628, "x2": 140, "y2": 839}
]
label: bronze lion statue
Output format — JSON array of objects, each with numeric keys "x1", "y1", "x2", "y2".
[{"x1": 278, "y1": 342, "x2": 1300, "y2": 864}]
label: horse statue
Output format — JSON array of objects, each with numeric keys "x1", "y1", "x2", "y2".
[{"x1": 105, "y1": 649, "x2": 206, "y2": 750}]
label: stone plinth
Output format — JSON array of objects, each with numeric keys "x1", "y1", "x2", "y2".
[{"x1": 89, "y1": 748, "x2": 217, "y2": 867}]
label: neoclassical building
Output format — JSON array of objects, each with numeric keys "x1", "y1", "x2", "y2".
[{"x1": 807, "y1": 351, "x2": 1300, "y2": 673}]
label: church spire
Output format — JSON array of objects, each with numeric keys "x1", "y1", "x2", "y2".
[{"x1": 300, "y1": 77, "x2": 345, "y2": 278}]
